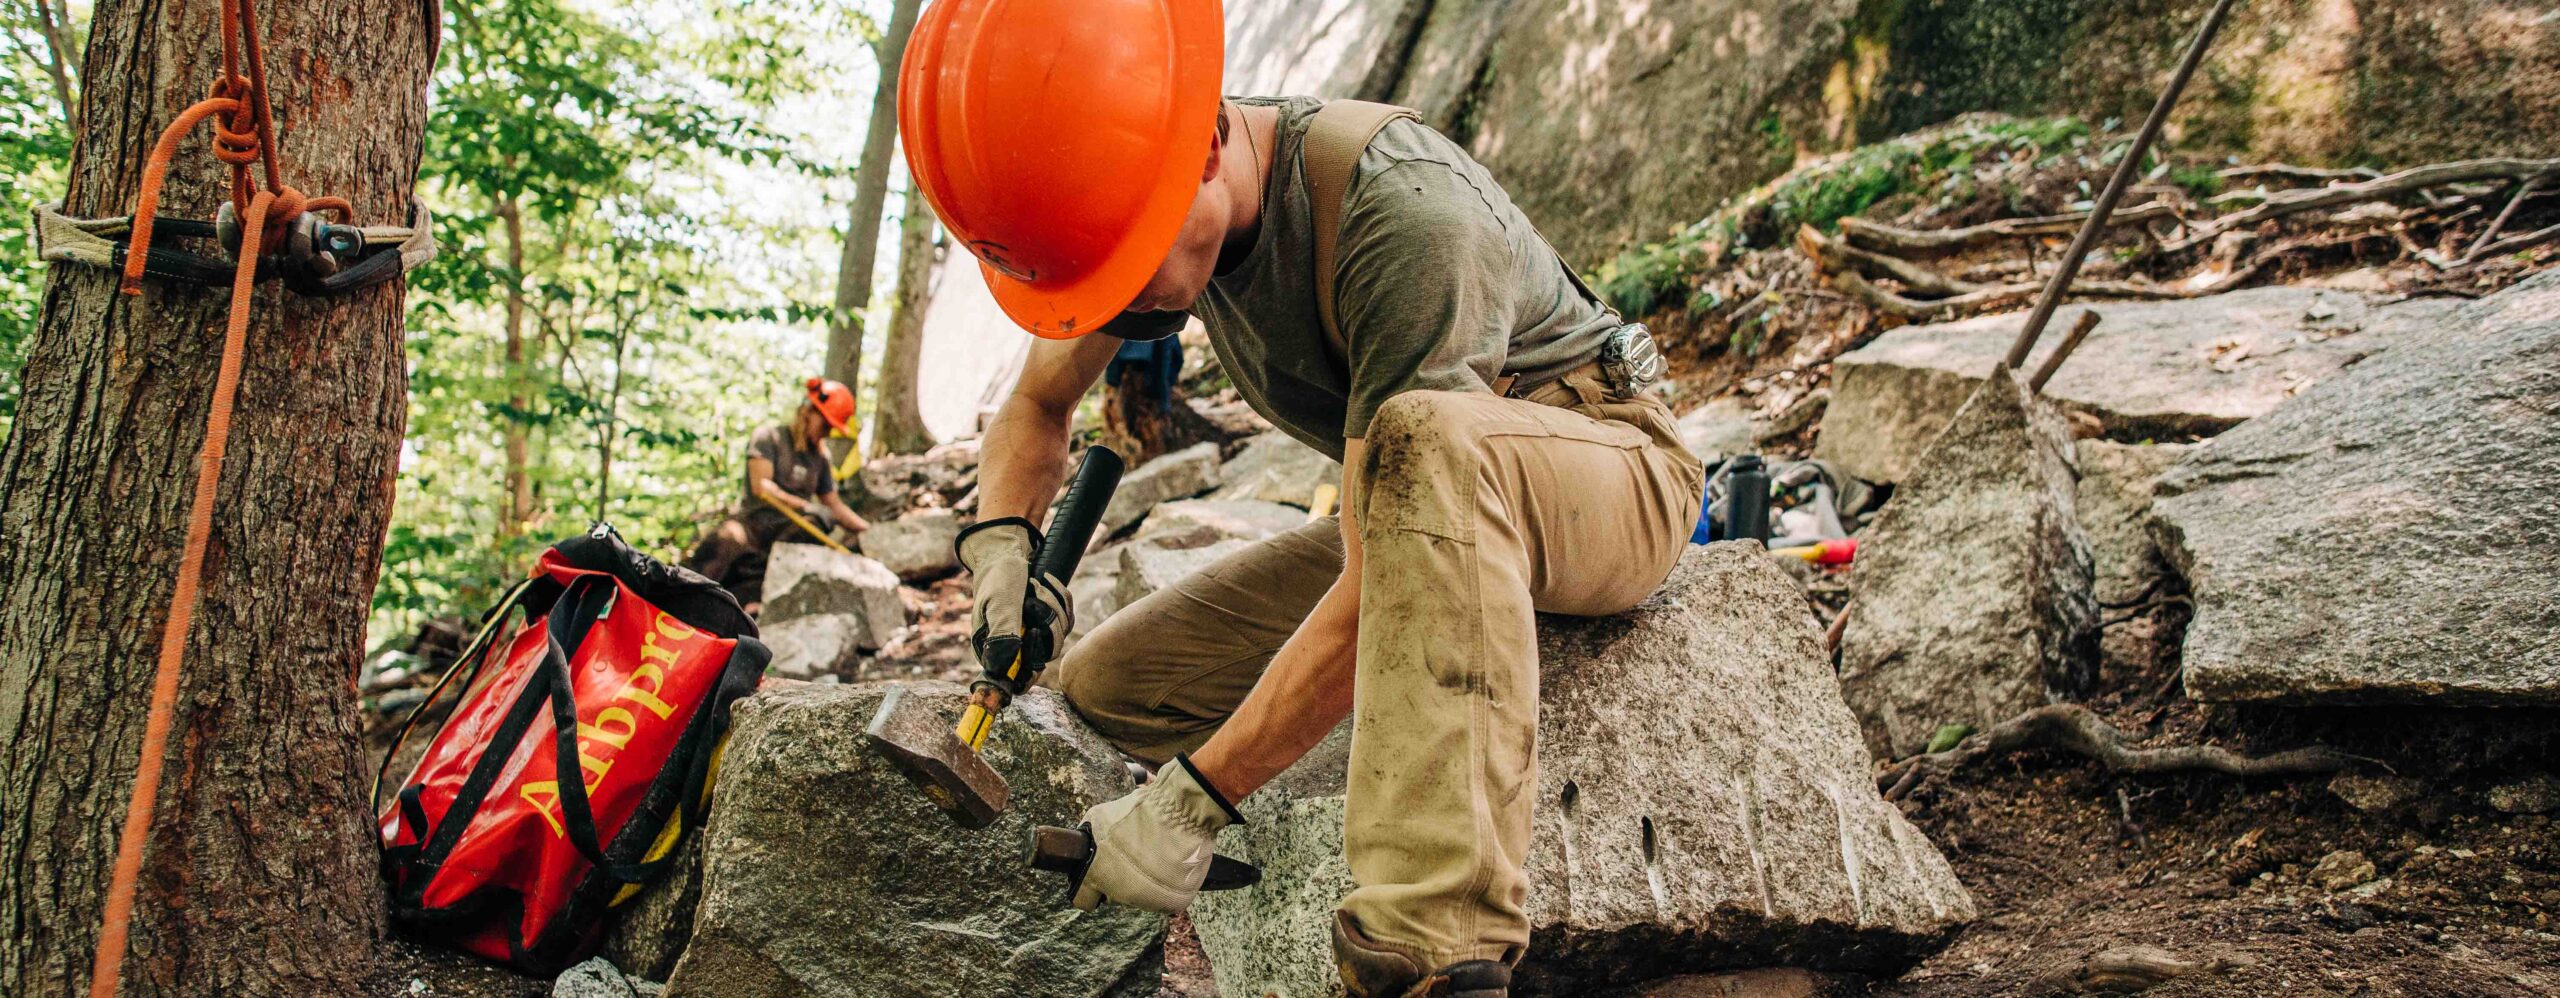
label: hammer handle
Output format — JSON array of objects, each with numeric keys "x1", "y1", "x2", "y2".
[{"x1": 1036, "y1": 446, "x2": 1126, "y2": 581}]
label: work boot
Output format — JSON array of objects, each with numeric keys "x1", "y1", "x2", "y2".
[{"x1": 1332, "y1": 912, "x2": 1511, "y2": 997}]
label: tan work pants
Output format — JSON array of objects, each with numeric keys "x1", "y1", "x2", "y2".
[{"x1": 1054, "y1": 378, "x2": 1703, "y2": 968}]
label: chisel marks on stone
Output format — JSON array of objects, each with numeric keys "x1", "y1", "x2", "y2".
[
  {"x1": 1826, "y1": 782, "x2": 1867, "y2": 925},
  {"x1": 1733, "y1": 766, "x2": 1775, "y2": 918}
]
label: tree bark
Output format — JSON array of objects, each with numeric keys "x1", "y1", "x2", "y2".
[
  {"x1": 820, "y1": 0, "x2": 923, "y2": 457},
  {"x1": 498, "y1": 194, "x2": 535, "y2": 542},
  {"x1": 0, "y1": 0, "x2": 431, "y2": 992},
  {"x1": 869, "y1": 198, "x2": 937, "y2": 457}
]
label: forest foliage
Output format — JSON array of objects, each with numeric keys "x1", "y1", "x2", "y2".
[{"x1": 0, "y1": 0, "x2": 928, "y2": 646}]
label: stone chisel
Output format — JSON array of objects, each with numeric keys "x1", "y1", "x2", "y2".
[
  {"x1": 1029, "y1": 823, "x2": 1262, "y2": 899},
  {"x1": 864, "y1": 445, "x2": 1125, "y2": 829}
]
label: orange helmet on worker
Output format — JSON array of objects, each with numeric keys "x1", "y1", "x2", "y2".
[
  {"x1": 805, "y1": 377, "x2": 856, "y2": 437},
  {"x1": 899, "y1": 0, "x2": 1225, "y2": 338}
]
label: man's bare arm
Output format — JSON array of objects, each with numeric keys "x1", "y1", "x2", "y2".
[
  {"x1": 981, "y1": 334, "x2": 1120, "y2": 526},
  {"x1": 1187, "y1": 437, "x2": 1367, "y2": 801}
]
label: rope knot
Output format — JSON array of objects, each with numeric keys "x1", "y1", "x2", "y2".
[{"x1": 206, "y1": 78, "x2": 260, "y2": 165}]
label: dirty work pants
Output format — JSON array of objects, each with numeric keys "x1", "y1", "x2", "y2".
[
  {"x1": 1053, "y1": 382, "x2": 1703, "y2": 968},
  {"x1": 684, "y1": 512, "x2": 804, "y2": 607}
]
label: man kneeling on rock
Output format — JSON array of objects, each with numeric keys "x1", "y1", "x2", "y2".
[{"x1": 903, "y1": 2, "x2": 1702, "y2": 994}]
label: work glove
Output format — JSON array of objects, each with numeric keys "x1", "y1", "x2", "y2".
[
  {"x1": 1073, "y1": 755, "x2": 1243, "y2": 913},
  {"x1": 955, "y1": 517, "x2": 1072, "y2": 691},
  {"x1": 806, "y1": 504, "x2": 838, "y2": 535}
]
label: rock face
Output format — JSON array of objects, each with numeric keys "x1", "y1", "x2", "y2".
[
  {"x1": 1101, "y1": 441, "x2": 1223, "y2": 537},
  {"x1": 1208, "y1": 431, "x2": 1342, "y2": 507},
  {"x1": 758, "y1": 545, "x2": 908, "y2": 678},
  {"x1": 2073, "y1": 441, "x2": 2197, "y2": 606},
  {"x1": 1192, "y1": 545, "x2": 1976, "y2": 997},
  {"x1": 1221, "y1": 0, "x2": 2557, "y2": 268},
  {"x1": 663, "y1": 683, "x2": 1167, "y2": 997},
  {"x1": 1839, "y1": 367, "x2": 2098, "y2": 759},
  {"x1": 860, "y1": 507, "x2": 963, "y2": 582},
  {"x1": 1816, "y1": 288, "x2": 2418, "y2": 484},
  {"x1": 2153, "y1": 275, "x2": 2560, "y2": 705}
]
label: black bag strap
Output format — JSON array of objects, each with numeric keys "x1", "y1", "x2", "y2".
[
  {"x1": 534, "y1": 576, "x2": 625, "y2": 872},
  {"x1": 372, "y1": 575, "x2": 541, "y2": 815}
]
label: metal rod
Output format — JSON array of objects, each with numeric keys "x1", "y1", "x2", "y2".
[
  {"x1": 2000, "y1": 0, "x2": 2242, "y2": 371},
  {"x1": 2028, "y1": 310, "x2": 2104, "y2": 393}
]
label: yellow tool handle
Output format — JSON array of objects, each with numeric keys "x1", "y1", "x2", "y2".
[
  {"x1": 759, "y1": 492, "x2": 853, "y2": 555},
  {"x1": 954, "y1": 682, "x2": 1011, "y2": 751}
]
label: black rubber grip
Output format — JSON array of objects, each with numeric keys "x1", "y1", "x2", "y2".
[{"x1": 1035, "y1": 446, "x2": 1124, "y2": 581}]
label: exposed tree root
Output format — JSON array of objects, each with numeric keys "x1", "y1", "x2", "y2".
[
  {"x1": 2026, "y1": 944, "x2": 2242, "y2": 995},
  {"x1": 1839, "y1": 202, "x2": 2180, "y2": 257},
  {"x1": 2164, "y1": 157, "x2": 2560, "y2": 253},
  {"x1": 1878, "y1": 703, "x2": 2350, "y2": 799}
]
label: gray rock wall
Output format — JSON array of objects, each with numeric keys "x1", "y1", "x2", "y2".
[{"x1": 1219, "y1": 0, "x2": 2560, "y2": 267}]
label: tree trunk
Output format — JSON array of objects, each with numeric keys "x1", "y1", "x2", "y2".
[
  {"x1": 820, "y1": 0, "x2": 924, "y2": 457},
  {"x1": 869, "y1": 198, "x2": 937, "y2": 457},
  {"x1": 0, "y1": 0, "x2": 431, "y2": 992},
  {"x1": 498, "y1": 195, "x2": 535, "y2": 542}
]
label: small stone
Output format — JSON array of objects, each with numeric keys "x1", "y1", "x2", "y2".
[
  {"x1": 2487, "y1": 773, "x2": 2560, "y2": 815},
  {"x1": 2311, "y1": 850, "x2": 2378, "y2": 892},
  {"x1": 2328, "y1": 773, "x2": 2425, "y2": 813},
  {"x1": 1116, "y1": 539, "x2": 1253, "y2": 608},
  {"x1": 554, "y1": 957, "x2": 664, "y2": 998},
  {"x1": 1133, "y1": 499, "x2": 1306, "y2": 549},
  {"x1": 1101, "y1": 442, "x2": 1223, "y2": 536},
  {"x1": 859, "y1": 508, "x2": 964, "y2": 581},
  {"x1": 1206, "y1": 431, "x2": 1340, "y2": 507}
]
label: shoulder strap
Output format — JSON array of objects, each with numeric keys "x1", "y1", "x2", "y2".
[{"x1": 1304, "y1": 100, "x2": 1422, "y2": 363}]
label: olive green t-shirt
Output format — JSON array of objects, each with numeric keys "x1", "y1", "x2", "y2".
[
  {"x1": 737, "y1": 424, "x2": 834, "y2": 530},
  {"x1": 1119, "y1": 97, "x2": 1621, "y2": 462}
]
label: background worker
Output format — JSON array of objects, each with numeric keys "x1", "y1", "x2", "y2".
[
  {"x1": 685, "y1": 377, "x2": 870, "y2": 613},
  {"x1": 907, "y1": 2, "x2": 1699, "y2": 996}
]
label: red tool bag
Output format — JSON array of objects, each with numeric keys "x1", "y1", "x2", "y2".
[{"x1": 376, "y1": 525, "x2": 767, "y2": 973}]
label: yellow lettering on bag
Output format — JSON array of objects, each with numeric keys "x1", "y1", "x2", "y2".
[
  {"x1": 579, "y1": 706, "x2": 638, "y2": 751},
  {"x1": 522, "y1": 780, "x2": 568, "y2": 839},
  {"x1": 653, "y1": 612, "x2": 699, "y2": 641},
  {"x1": 619, "y1": 661, "x2": 678, "y2": 720}
]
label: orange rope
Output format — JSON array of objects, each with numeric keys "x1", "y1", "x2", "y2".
[{"x1": 89, "y1": 0, "x2": 361, "y2": 991}]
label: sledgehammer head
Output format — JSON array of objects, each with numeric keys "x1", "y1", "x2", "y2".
[{"x1": 864, "y1": 686, "x2": 1010, "y2": 829}]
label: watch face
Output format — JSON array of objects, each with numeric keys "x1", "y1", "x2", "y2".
[{"x1": 1099, "y1": 309, "x2": 1189, "y2": 342}]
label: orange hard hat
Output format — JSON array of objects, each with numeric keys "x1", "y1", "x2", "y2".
[
  {"x1": 898, "y1": 0, "x2": 1224, "y2": 339},
  {"x1": 806, "y1": 377, "x2": 856, "y2": 435}
]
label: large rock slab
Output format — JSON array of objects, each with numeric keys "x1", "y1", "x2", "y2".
[
  {"x1": 1208, "y1": 431, "x2": 1342, "y2": 507},
  {"x1": 1100, "y1": 441, "x2": 1223, "y2": 537},
  {"x1": 2153, "y1": 274, "x2": 2560, "y2": 704},
  {"x1": 1816, "y1": 288, "x2": 2423, "y2": 484},
  {"x1": 663, "y1": 683, "x2": 1166, "y2": 997},
  {"x1": 758, "y1": 545, "x2": 907, "y2": 678},
  {"x1": 2074, "y1": 441, "x2": 2197, "y2": 606},
  {"x1": 1839, "y1": 367, "x2": 2098, "y2": 759},
  {"x1": 860, "y1": 507, "x2": 963, "y2": 582},
  {"x1": 1677, "y1": 398, "x2": 1760, "y2": 463},
  {"x1": 1192, "y1": 545, "x2": 1976, "y2": 997}
]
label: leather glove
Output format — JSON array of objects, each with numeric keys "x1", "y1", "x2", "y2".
[
  {"x1": 955, "y1": 518, "x2": 1072, "y2": 690},
  {"x1": 1073, "y1": 755, "x2": 1243, "y2": 912},
  {"x1": 805, "y1": 504, "x2": 838, "y2": 535}
]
